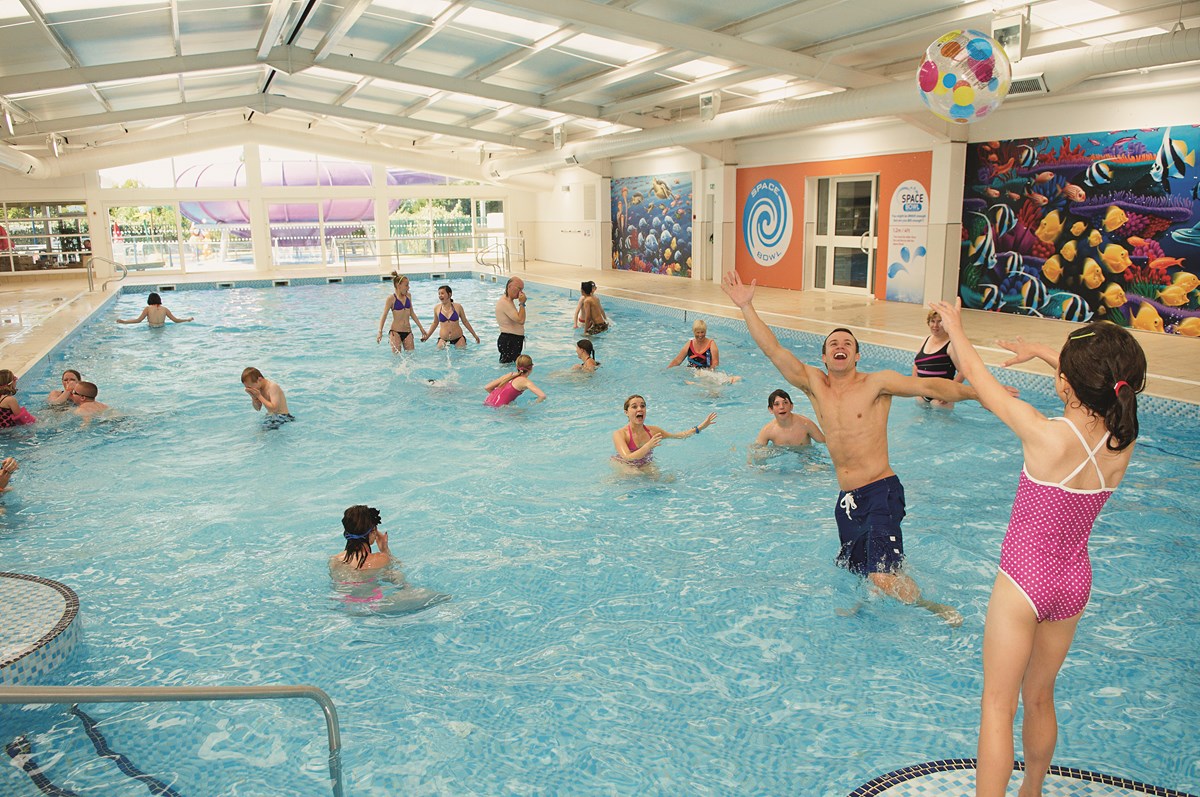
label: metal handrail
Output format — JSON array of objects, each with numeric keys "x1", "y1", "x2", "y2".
[
  {"x1": 92, "y1": 255, "x2": 129, "y2": 292},
  {"x1": 476, "y1": 242, "x2": 509, "y2": 273},
  {"x1": 0, "y1": 684, "x2": 344, "y2": 797}
]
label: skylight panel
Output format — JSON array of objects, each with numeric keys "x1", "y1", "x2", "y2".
[
  {"x1": 38, "y1": 0, "x2": 160, "y2": 11},
  {"x1": 560, "y1": 33, "x2": 655, "y2": 63},
  {"x1": 372, "y1": 0, "x2": 450, "y2": 18},
  {"x1": 446, "y1": 93, "x2": 507, "y2": 110},
  {"x1": 369, "y1": 79, "x2": 437, "y2": 98},
  {"x1": 454, "y1": 8, "x2": 558, "y2": 41},
  {"x1": 663, "y1": 60, "x2": 728, "y2": 80}
]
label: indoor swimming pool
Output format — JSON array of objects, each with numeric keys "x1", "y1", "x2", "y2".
[{"x1": 1, "y1": 277, "x2": 1197, "y2": 795}]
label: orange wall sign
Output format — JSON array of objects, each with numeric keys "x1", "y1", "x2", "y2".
[{"x1": 735, "y1": 152, "x2": 933, "y2": 297}]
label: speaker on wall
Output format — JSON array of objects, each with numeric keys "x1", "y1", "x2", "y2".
[{"x1": 699, "y1": 92, "x2": 720, "y2": 121}]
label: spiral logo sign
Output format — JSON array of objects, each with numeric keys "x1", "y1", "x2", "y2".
[{"x1": 742, "y1": 180, "x2": 793, "y2": 266}]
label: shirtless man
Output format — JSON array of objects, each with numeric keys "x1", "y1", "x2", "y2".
[
  {"x1": 495, "y1": 277, "x2": 527, "y2": 363},
  {"x1": 241, "y1": 367, "x2": 292, "y2": 427},
  {"x1": 755, "y1": 389, "x2": 825, "y2": 448},
  {"x1": 722, "y1": 271, "x2": 985, "y2": 625},
  {"x1": 117, "y1": 292, "x2": 193, "y2": 326},
  {"x1": 69, "y1": 382, "x2": 109, "y2": 416}
]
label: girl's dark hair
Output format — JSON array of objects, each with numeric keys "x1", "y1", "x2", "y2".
[
  {"x1": 581, "y1": 281, "x2": 596, "y2": 295},
  {"x1": 63, "y1": 369, "x2": 82, "y2": 381},
  {"x1": 438, "y1": 284, "x2": 453, "y2": 297},
  {"x1": 1059, "y1": 321, "x2": 1146, "y2": 451},
  {"x1": 0, "y1": 369, "x2": 16, "y2": 397},
  {"x1": 576, "y1": 339, "x2": 596, "y2": 360},
  {"x1": 340, "y1": 505, "x2": 382, "y2": 569},
  {"x1": 148, "y1": 292, "x2": 162, "y2": 305}
]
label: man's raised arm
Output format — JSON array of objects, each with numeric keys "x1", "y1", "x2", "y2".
[{"x1": 720, "y1": 271, "x2": 813, "y2": 391}]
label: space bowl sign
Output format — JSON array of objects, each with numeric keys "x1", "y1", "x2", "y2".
[{"x1": 743, "y1": 179, "x2": 793, "y2": 266}]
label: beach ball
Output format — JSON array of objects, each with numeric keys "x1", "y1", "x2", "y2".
[{"x1": 917, "y1": 30, "x2": 1011, "y2": 124}]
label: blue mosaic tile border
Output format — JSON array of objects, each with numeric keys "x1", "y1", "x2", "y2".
[
  {"x1": 0, "y1": 573, "x2": 80, "y2": 686},
  {"x1": 118, "y1": 271, "x2": 475, "y2": 294},
  {"x1": 848, "y1": 759, "x2": 1197, "y2": 797}
]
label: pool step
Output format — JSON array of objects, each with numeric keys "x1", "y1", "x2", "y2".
[{"x1": 4, "y1": 706, "x2": 183, "y2": 797}]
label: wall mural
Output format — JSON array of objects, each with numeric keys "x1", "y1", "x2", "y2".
[
  {"x1": 959, "y1": 126, "x2": 1200, "y2": 336},
  {"x1": 611, "y1": 171, "x2": 693, "y2": 277}
]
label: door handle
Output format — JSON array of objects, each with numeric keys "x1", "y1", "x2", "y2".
[{"x1": 859, "y1": 232, "x2": 871, "y2": 254}]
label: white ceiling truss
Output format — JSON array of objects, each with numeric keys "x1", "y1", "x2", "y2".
[{"x1": 0, "y1": 0, "x2": 1195, "y2": 182}]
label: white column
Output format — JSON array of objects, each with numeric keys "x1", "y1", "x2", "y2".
[{"x1": 924, "y1": 140, "x2": 967, "y2": 302}]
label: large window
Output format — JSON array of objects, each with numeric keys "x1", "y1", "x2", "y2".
[
  {"x1": 108, "y1": 204, "x2": 183, "y2": 271},
  {"x1": 0, "y1": 202, "x2": 90, "y2": 272}
]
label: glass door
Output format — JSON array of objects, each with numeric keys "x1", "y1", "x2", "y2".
[{"x1": 810, "y1": 176, "x2": 877, "y2": 295}]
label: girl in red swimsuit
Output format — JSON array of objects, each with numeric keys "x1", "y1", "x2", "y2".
[{"x1": 0, "y1": 370, "x2": 36, "y2": 428}]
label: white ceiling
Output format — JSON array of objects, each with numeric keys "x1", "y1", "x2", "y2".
[{"x1": 0, "y1": 0, "x2": 1196, "y2": 178}]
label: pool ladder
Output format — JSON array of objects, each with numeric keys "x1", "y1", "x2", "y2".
[
  {"x1": 0, "y1": 684, "x2": 344, "y2": 797},
  {"x1": 91, "y1": 255, "x2": 129, "y2": 292},
  {"x1": 476, "y1": 242, "x2": 510, "y2": 274}
]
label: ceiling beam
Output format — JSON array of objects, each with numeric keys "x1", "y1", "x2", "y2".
[
  {"x1": 9, "y1": 93, "x2": 554, "y2": 152},
  {"x1": 256, "y1": 0, "x2": 294, "y2": 60},
  {"x1": 313, "y1": 0, "x2": 379, "y2": 62},
  {"x1": 17, "y1": 0, "x2": 113, "y2": 113},
  {"x1": 493, "y1": 0, "x2": 888, "y2": 89}
]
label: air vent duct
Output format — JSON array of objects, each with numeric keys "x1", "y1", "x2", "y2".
[{"x1": 1008, "y1": 74, "x2": 1050, "y2": 96}]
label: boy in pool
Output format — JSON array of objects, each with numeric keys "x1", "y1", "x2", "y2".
[
  {"x1": 69, "y1": 382, "x2": 109, "y2": 417},
  {"x1": 722, "y1": 271, "x2": 1001, "y2": 625},
  {"x1": 755, "y1": 389, "x2": 825, "y2": 448},
  {"x1": 117, "y1": 292, "x2": 193, "y2": 326},
  {"x1": 241, "y1": 367, "x2": 292, "y2": 427}
]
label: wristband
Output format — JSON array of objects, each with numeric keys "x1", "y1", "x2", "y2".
[{"x1": 693, "y1": 426, "x2": 700, "y2": 435}]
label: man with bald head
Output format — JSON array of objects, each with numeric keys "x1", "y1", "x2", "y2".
[{"x1": 495, "y1": 276, "x2": 527, "y2": 363}]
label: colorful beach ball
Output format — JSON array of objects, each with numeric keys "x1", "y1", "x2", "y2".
[{"x1": 917, "y1": 30, "x2": 1012, "y2": 124}]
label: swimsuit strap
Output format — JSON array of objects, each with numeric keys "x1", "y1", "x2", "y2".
[{"x1": 1050, "y1": 416, "x2": 1110, "y2": 489}]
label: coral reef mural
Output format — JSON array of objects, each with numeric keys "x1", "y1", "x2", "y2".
[
  {"x1": 959, "y1": 126, "x2": 1200, "y2": 336},
  {"x1": 611, "y1": 172, "x2": 693, "y2": 277}
]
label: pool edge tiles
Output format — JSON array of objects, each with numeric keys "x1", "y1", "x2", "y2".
[
  {"x1": 0, "y1": 573, "x2": 80, "y2": 686},
  {"x1": 848, "y1": 759, "x2": 1199, "y2": 796}
]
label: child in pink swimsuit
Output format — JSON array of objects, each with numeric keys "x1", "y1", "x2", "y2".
[
  {"x1": 931, "y1": 300, "x2": 1146, "y2": 797},
  {"x1": 483, "y1": 355, "x2": 546, "y2": 407}
]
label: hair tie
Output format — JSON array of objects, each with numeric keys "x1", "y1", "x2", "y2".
[
  {"x1": 343, "y1": 531, "x2": 369, "y2": 540},
  {"x1": 1113, "y1": 380, "x2": 1129, "y2": 396}
]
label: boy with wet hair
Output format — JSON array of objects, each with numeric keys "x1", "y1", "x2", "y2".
[{"x1": 241, "y1": 367, "x2": 292, "y2": 427}]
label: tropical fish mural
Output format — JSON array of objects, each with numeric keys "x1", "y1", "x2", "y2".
[
  {"x1": 612, "y1": 172, "x2": 694, "y2": 277},
  {"x1": 959, "y1": 126, "x2": 1200, "y2": 337}
]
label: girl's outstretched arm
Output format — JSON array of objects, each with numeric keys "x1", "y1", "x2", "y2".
[
  {"x1": 930, "y1": 300, "x2": 1043, "y2": 440},
  {"x1": 998, "y1": 336, "x2": 1060, "y2": 370}
]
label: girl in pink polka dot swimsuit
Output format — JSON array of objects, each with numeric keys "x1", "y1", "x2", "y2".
[{"x1": 930, "y1": 300, "x2": 1146, "y2": 797}]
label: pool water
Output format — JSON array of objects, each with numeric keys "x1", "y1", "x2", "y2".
[{"x1": 1, "y1": 278, "x2": 1197, "y2": 796}]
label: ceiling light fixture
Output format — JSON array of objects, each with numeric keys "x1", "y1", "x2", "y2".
[{"x1": 2, "y1": 107, "x2": 12, "y2": 136}]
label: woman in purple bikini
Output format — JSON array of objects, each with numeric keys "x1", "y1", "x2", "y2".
[
  {"x1": 377, "y1": 272, "x2": 426, "y2": 352},
  {"x1": 931, "y1": 299, "x2": 1147, "y2": 797}
]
